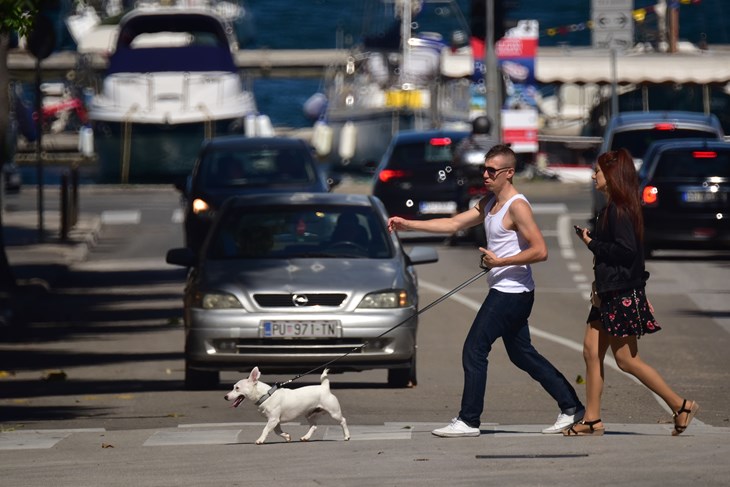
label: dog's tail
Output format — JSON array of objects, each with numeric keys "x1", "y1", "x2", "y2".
[{"x1": 320, "y1": 368, "x2": 331, "y2": 391}]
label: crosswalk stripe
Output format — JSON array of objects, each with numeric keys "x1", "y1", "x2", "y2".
[
  {"x1": 144, "y1": 429, "x2": 240, "y2": 447},
  {"x1": 324, "y1": 425, "x2": 411, "y2": 441},
  {"x1": 101, "y1": 210, "x2": 142, "y2": 225},
  {"x1": 0, "y1": 428, "x2": 105, "y2": 450}
]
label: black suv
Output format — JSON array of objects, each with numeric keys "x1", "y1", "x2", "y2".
[
  {"x1": 638, "y1": 139, "x2": 730, "y2": 255},
  {"x1": 178, "y1": 136, "x2": 338, "y2": 253}
]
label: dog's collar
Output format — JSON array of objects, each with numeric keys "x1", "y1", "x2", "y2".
[{"x1": 255, "y1": 384, "x2": 279, "y2": 406}]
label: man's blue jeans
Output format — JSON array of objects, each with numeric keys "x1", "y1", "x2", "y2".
[{"x1": 459, "y1": 288, "x2": 583, "y2": 428}]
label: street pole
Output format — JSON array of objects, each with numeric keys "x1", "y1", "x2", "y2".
[
  {"x1": 35, "y1": 58, "x2": 44, "y2": 242},
  {"x1": 485, "y1": 0, "x2": 502, "y2": 141}
]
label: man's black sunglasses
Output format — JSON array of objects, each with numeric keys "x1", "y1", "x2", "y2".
[{"x1": 484, "y1": 166, "x2": 511, "y2": 178}]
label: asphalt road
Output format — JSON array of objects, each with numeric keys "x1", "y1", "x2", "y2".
[{"x1": 1, "y1": 180, "x2": 729, "y2": 486}]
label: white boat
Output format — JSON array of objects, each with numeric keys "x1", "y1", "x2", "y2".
[
  {"x1": 87, "y1": 2, "x2": 263, "y2": 183},
  {"x1": 307, "y1": 0, "x2": 475, "y2": 171}
]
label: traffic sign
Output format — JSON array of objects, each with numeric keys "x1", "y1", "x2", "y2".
[{"x1": 591, "y1": 0, "x2": 634, "y2": 51}]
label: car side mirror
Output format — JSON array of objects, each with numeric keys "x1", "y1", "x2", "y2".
[
  {"x1": 166, "y1": 247, "x2": 197, "y2": 267},
  {"x1": 405, "y1": 246, "x2": 438, "y2": 265}
]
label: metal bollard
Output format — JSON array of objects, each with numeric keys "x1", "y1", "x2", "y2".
[
  {"x1": 71, "y1": 166, "x2": 79, "y2": 227},
  {"x1": 60, "y1": 172, "x2": 69, "y2": 241}
]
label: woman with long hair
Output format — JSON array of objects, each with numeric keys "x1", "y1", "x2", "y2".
[{"x1": 565, "y1": 148, "x2": 699, "y2": 436}]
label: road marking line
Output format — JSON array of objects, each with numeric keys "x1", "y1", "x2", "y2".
[
  {"x1": 101, "y1": 210, "x2": 141, "y2": 225},
  {"x1": 567, "y1": 262, "x2": 582, "y2": 272},
  {"x1": 532, "y1": 203, "x2": 568, "y2": 214},
  {"x1": 0, "y1": 429, "x2": 104, "y2": 450},
  {"x1": 74, "y1": 257, "x2": 173, "y2": 271},
  {"x1": 144, "y1": 429, "x2": 240, "y2": 446},
  {"x1": 171, "y1": 208, "x2": 184, "y2": 224},
  {"x1": 325, "y1": 425, "x2": 411, "y2": 441}
]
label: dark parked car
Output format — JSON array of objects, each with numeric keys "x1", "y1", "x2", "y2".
[
  {"x1": 592, "y1": 111, "x2": 725, "y2": 220},
  {"x1": 372, "y1": 128, "x2": 488, "y2": 241},
  {"x1": 166, "y1": 192, "x2": 438, "y2": 389},
  {"x1": 638, "y1": 139, "x2": 730, "y2": 255},
  {"x1": 178, "y1": 136, "x2": 339, "y2": 253}
]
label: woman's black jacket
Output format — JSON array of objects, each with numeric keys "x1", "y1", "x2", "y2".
[{"x1": 587, "y1": 203, "x2": 648, "y2": 294}]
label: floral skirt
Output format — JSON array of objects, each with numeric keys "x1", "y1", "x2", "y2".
[{"x1": 587, "y1": 287, "x2": 661, "y2": 338}]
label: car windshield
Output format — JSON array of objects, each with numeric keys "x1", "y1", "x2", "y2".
[
  {"x1": 207, "y1": 205, "x2": 393, "y2": 259},
  {"x1": 652, "y1": 149, "x2": 730, "y2": 178},
  {"x1": 611, "y1": 128, "x2": 719, "y2": 159},
  {"x1": 386, "y1": 136, "x2": 463, "y2": 169},
  {"x1": 201, "y1": 147, "x2": 316, "y2": 188}
]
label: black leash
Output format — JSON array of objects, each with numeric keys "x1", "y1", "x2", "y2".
[{"x1": 272, "y1": 267, "x2": 489, "y2": 390}]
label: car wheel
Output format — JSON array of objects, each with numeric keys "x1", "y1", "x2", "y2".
[
  {"x1": 185, "y1": 363, "x2": 219, "y2": 390},
  {"x1": 387, "y1": 352, "x2": 417, "y2": 388}
]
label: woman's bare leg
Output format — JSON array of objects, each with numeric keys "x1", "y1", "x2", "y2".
[
  {"x1": 610, "y1": 336, "x2": 684, "y2": 413},
  {"x1": 583, "y1": 320, "x2": 610, "y2": 424}
]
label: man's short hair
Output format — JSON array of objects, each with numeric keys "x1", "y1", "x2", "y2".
[{"x1": 484, "y1": 144, "x2": 516, "y2": 167}]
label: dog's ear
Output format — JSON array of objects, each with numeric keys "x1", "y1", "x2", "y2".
[{"x1": 249, "y1": 367, "x2": 260, "y2": 383}]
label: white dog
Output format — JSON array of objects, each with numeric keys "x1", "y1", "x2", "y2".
[{"x1": 224, "y1": 367, "x2": 350, "y2": 444}]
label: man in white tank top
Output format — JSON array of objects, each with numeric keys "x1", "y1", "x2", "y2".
[{"x1": 388, "y1": 144, "x2": 584, "y2": 437}]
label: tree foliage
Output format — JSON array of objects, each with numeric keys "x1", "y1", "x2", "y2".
[{"x1": 0, "y1": 1, "x2": 40, "y2": 36}]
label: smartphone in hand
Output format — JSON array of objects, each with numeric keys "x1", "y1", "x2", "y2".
[{"x1": 574, "y1": 225, "x2": 592, "y2": 238}]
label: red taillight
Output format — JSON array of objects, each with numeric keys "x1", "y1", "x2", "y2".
[
  {"x1": 467, "y1": 186, "x2": 487, "y2": 197},
  {"x1": 693, "y1": 151, "x2": 717, "y2": 158},
  {"x1": 378, "y1": 169, "x2": 411, "y2": 183},
  {"x1": 642, "y1": 186, "x2": 658, "y2": 206},
  {"x1": 654, "y1": 123, "x2": 676, "y2": 131},
  {"x1": 429, "y1": 137, "x2": 452, "y2": 146}
]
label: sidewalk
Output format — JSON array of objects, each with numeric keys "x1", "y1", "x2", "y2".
[{"x1": 1, "y1": 208, "x2": 101, "y2": 329}]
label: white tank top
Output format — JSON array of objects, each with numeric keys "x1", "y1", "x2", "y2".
[{"x1": 484, "y1": 194, "x2": 535, "y2": 293}]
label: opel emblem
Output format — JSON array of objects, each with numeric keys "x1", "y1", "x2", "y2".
[{"x1": 292, "y1": 294, "x2": 309, "y2": 306}]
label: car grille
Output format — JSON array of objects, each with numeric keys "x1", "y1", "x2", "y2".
[
  {"x1": 229, "y1": 338, "x2": 365, "y2": 354},
  {"x1": 253, "y1": 293, "x2": 347, "y2": 307}
]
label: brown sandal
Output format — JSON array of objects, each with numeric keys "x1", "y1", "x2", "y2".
[
  {"x1": 672, "y1": 399, "x2": 699, "y2": 436},
  {"x1": 563, "y1": 419, "x2": 605, "y2": 436}
]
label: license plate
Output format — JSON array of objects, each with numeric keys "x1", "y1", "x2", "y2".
[
  {"x1": 419, "y1": 201, "x2": 457, "y2": 215},
  {"x1": 683, "y1": 191, "x2": 726, "y2": 203},
  {"x1": 261, "y1": 320, "x2": 340, "y2": 338}
]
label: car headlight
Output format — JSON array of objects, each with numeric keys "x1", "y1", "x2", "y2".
[
  {"x1": 357, "y1": 290, "x2": 412, "y2": 309},
  {"x1": 192, "y1": 198, "x2": 211, "y2": 215},
  {"x1": 195, "y1": 292, "x2": 243, "y2": 309}
]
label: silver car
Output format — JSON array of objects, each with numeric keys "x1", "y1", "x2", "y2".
[{"x1": 166, "y1": 192, "x2": 438, "y2": 389}]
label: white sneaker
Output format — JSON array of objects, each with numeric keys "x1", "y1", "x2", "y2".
[
  {"x1": 542, "y1": 409, "x2": 585, "y2": 434},
  {"x1": 432, "y1": 418, "x2": 480, "y2": 438}
]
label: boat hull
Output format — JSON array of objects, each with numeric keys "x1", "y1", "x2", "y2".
[{"x1": 93, "y1": 118, "x2": 239, "y2": 183}]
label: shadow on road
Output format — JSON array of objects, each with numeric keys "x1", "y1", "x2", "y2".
[{"x1": 1, "y1": 264, "x2": 188, "y2": 422}]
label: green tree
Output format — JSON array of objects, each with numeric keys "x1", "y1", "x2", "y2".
[{"x1": 1, "y1": 1, "x2": 41, "y2": 292}]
